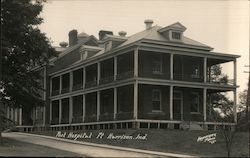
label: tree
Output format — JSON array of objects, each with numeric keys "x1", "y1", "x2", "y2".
[
  {"x1": 0, "y1": 0, "x2": 56, "y2": 144},
  {"x1": 208, "y1": 65, "x2": 233, "y2": 119},
  {"x1": 238, "y1": 89, "x2": 247, "y2": 112},
  {"x1": 207, "y1": 65, "x2": 237, "y2": 157}
]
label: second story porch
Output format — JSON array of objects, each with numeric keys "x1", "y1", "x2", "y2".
[{"x1": 49, "y1": 48, "x2": 238, "y2": 97}]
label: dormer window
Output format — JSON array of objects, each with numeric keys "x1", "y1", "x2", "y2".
[
  {"x1": 158, "y1": 22, "x2": 186, "y2": 42},
  {"x1": 172, "y1": 32, "x2": 181, "y2": 40}
]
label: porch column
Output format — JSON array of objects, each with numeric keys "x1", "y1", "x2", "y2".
[
  {"x1": 70, "y1": 71, "x2": 73, "y2": 91},
  {"x1": 7, "y1": 106, "x2": 9, "y2": 119},
  {"x1": 170, "y1": 54, "x2": 173, "y2": 80},
  {"x1": 14, "y1": 108, "x2": 18, "y2": 123},
  {"x1": 32, "y1": 108, "x2": 35, "y2": 125},
  {"x1": 83, "y1": 67, "x2": 86, "y2": 89},
  {"x1": 133, "y1": 82, "x2": 138, "y2": 119},
  {"x1": 50, "y1": 77, "x2": 52, "y2": 96},
  {"x1": 203, "y1": 88, "x2": 207, "y2": 121},
  {"x1": 204, "y1": 57, "x2": 207, "y2": 83},
  {"x1": 10, "y1": 107, "x2": 14, "y2": 121},
  {"x1": 97, "y1": 62, "x2": 101, "y2": 85},
  {"x1": 114, "y1": 57, "x2": 117, "y2": 81},
  {"x1": 19, "y1": 108, "x2": 22, "y2": 126},
  {"x1": 43, "y1": 66, "x2": 46, "y2": 126},
  {"x1": 234, "y1": 59, "x2": 237, "y2": 86},
  {"x1": 233, "y1": 90, "x2": 237, "y2": 123},
  {"x1": 59, "y1": 75, "x2": 62, "y2": 94},
  {"x1": 59, "y1": 99, "x2": 62, "y2": 124},
  {"x1": 97, "y1": 91, "x2": 100, "y2": 121},
  {"x1": 114, "y1": 87, "x2": 117, "y2": 120},
  {"x1": 43, "y1": 106, "x2": 46, "y2": 126},
  {"x1": 82, "y1": 94, "x2": 86, "y2": 122},
  {"x1": 69, "y1": 97, "x2": 73, "y2": 124},
  {"x1": 49, "y1": 101, "x2": 52, "y2": 123},
  {"x1": 134, "y1": 47, "x2": 139, "y2": 77},
  {"x1": 170, "y1": 86, "x2": 173, "y2": 120}
]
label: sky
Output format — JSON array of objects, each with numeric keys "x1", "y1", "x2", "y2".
[{"x1": 39, "y1": 0, "x2": 249, "y2": 96}]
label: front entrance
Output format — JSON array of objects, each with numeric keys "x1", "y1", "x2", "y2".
[{"x1": 173, "y1": 91, "x2": 183, "y2": 120}]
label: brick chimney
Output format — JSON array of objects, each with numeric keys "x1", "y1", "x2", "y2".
[
  {"x1": 99, "y1": 30, "x2": 113, "y2": 40},
  {"x1": 68, "y1": 29, "x2": 78, "y2": 46}
]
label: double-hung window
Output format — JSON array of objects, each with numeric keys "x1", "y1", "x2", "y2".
[
  {"x1": 152, "y1": 89, "x2": 162, "y2": 112},
  {"x1": 152, "y1": 55, "x2": 162, "y2": 74}
]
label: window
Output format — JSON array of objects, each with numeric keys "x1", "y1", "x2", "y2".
[
  {"x1": 152, "y1": 89, "x2": 161, "y2": 111},
  {"x1": 190, "y1": 92, "x2": 199, "y2": 113},
  {"x1": 152, "y1": 56, "x2": 162, "y2": 74},
  {"x1": 172, "y1": 32, "x2": 181, "y2": 40}
]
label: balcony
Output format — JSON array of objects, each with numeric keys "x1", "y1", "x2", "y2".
[{"x1": 116, "y1": 71, "x2": 134, "y2": 80}]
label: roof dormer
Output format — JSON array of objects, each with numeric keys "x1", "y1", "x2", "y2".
[
  {"x1": 158, "y1": 22, "x2": 186, "y2": 42},
  {"x1": 99, "y1": 32, "x2": 128, "y2": 52},
  {"x1": 79, "y1": 45, "x2": 104, "y2": 61}
]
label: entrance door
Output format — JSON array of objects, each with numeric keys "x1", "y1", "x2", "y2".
[{"x1": 173, "y1": 91, "x2": 183, "y2": 120}]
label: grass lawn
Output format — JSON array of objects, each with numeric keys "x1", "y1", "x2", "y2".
[
  {"x1": 31, "y1": 129, "x2": 249, "y2": 157},
  {"x1": 0, "y1": 137, "x2": 87, "y2": 157}
]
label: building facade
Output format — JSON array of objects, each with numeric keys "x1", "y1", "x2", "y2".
[{"x1": 7, "y1": 20, "x2": 240, "y2": 131}]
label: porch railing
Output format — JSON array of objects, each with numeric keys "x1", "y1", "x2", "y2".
[
  {"x1": 61, "y1": 87, "x2": 70, "y2": 94},
  {"x1": 139, "y1": 71, "x2": 170, "y2": 79},
  {"x1": 72, "y1": 83, "x2": 83, "y2": 91},
  {"x1": 207, "y1": 79, "x2": 234, "y2": 86},
  {"x1": 174, "y1": 73, "x2": 204, "y2": 82},
  {"x1": 116, "y1": 71, "x2": 134, "y2": 80},
  {"x1": 51, "y1": 90, "x2": 60, "y2": 96},
  {"x1": 85, "y1": 80, "x2": 97, "y2": 88},
  {"x1": 99, "y1": 76, "x2": 114, "y2": 85}
]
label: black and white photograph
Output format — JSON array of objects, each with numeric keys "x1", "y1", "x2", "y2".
[{"x1": 0, "y1": 0, "x2": 249, "y2": 157}]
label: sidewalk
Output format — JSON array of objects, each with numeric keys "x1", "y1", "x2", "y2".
[{"x1": 3, "y1": 132, "x2": 196, "y2": 157}]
